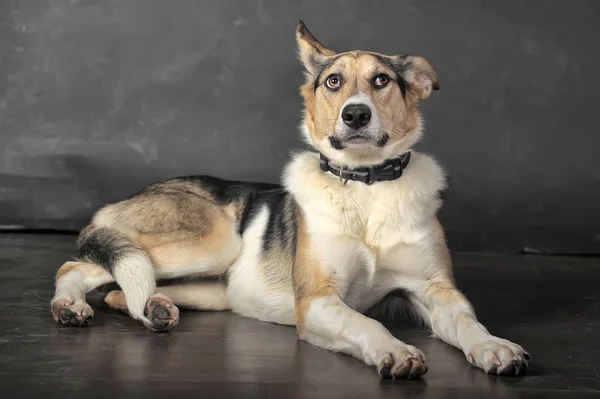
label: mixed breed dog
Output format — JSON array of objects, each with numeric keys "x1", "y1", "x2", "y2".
[{"x1": 50, "y1": 21, "x2": 530, "y2": 379}]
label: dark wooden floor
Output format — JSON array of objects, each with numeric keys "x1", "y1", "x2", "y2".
[{"x1": 0, "y1": 233, "x2": 598, "y2": 398}]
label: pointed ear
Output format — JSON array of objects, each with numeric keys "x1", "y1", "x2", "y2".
[
  {"x1": 296, "y1": 20, "x2": 336, "y2": 77},
  {"x1": 395, "y1": 55, "x2": 440, "y2": 100}
]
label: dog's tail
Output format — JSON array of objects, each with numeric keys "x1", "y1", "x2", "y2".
[{"x1": 77, "y1": 225, "x2": 155, "y2": 325}]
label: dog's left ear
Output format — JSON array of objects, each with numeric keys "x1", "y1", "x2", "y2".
[
  {"x1": 296, "y1": 20, "x2": 336, "y2": 78},
  {"x1": 395, "y1": 55, "x2": 440, "y2": 100}
]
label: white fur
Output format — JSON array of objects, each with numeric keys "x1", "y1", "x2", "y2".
[
  {"x1": 54, "y1": 269, "x2": 113, "y2": 305},
  {"x1": 227, "y1": 151, "x2": 446, "y2": 322},
  {"x1": 112, "y1": 251, "x2": 155, "y2": 324},
  {"x1": 283, "y1": 150, "x2": 445, "y2": 241},
  {"x1": 334, "y1": 92, "x2": 382, "y2": 141},
  {"x1": 227, "y1": 150, "x2": 445, "y2": 320},
  {"x1": 303, "y1": 114, "x2": 424, "y2": 169},
  {"x1": 52, "y1": 265, "x2": 114, "y2": 322},
  {"x1": 302, "y1": 295, "x2": 424, "y2": 367},
  {"x1": 227, "y1": 149, "x2": 528, "y2": 375},
  {"x1": 227, "y1": 205, "x2": 296, "y2": 325},
  {"x1": 155, "y1": 229, "x2": 241, "y2": 279}
]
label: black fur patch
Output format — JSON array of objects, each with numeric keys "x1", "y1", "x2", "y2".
[
  {"x1": 313, "y1": 70, "x2": 322, "y2": 92},
  {"x1": 175, "y1": 175, "x2": 278, "y2": 206},
  {"x1": 376, "y1": 134, "x2": 390, "y2": 147},
  {"x1": 329, "y1": 136, "x2": 344, "y2": 150},
  {"x1": 238, "y1": 191, "x2": 260, "y2": 235},
  {"x1": 260, "y1": 191, "x2": 299, "y2": 286},
  {"x1": 77, "y1": 226, "x2": 142, "y2": 274},
  {"x1": 128, "y1": 174, "x2": 280, "y2": 237},
  {"x1": 170, "y1": 175, "x2": 280, "y2": 235},
  {"x1": 368, "y1": 53, "x2": 408, "y2": 98},
  {"x1": 237, "y1": 187, "x2": 282, "y2": 236},
  {"x1": 396, "y1": 73, "x2": 407, "y2": 98},
  {"x1": 261, "y1": 191, "x2": 297, "y2": 252},
  {"x1": 298, "y1": 20, "x2": 326, "y2": 54},
  {"x1": 312, "y1": 55, "x2": 343, "y2": 92}
]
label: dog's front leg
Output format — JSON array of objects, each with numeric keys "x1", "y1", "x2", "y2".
[
  {"x1": 295, "y1": 293, "x2": 427, "y2": 379},
  {"x1": 413, "y1": 280, "x2": 531, "y2": 376},
  {"x1": 407, "y1": 222, "x2": 531, "y2": 375}
]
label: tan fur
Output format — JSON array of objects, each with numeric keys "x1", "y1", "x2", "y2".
[
  {"x1": 88, "y1": 178, "x2": 242, "y2": 278},
  {"x1": 296, "y1": 20, "x2": 336, "y2": 77},
  {"x1": 56, "y1": 261, "x2": 79, "y2": 281},
  {"x1": 56, "y1": 261, "x2": 108, "y2": 282},
  {"x1": 301, "y1": 53, "x2": 421, "y2": 148},
  {"x1": 93, "y1": 179, "x2": 236, "y2": 239},
  {"x1": 104, "y1": 290, "x2": 128, "y2": 312},
  {"x1": 430, "y1": 219, "x2": 454, "y2": 277},
  {"x1": 293, "y1": 210, "x2": 337, "y2": 335},
  {"x1": 136, "y1": 214, "x2": 235, "y2": 273},
  {"x1": 400, "y1": 55, "x2": 441, "y2": 100},
  {"x1": 156, "y1": 282, "x2": 230, "y2": 310},
  {"x1": 223, "y1": 203, "x2": 240, "y2": 220},
  {"x1": 105, "y1": 281, "x2": 230, "y2": 312}
]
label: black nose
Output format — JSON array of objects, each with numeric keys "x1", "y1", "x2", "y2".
[{"x1": 341, "y1": 104, "x2": 372, "y2": 129}]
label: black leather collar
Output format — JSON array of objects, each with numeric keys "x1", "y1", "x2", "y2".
[{"x1": 319, "y1": 152, "x2": 411, "y2": 185}]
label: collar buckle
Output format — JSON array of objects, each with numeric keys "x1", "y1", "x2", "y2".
[{"x1": 366, "y1": 157, "x2": 404, "y2": 185}]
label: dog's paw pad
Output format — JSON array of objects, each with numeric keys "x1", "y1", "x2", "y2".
[
  {"x1": 143, "y1": 294, "x2": 179, "y2": 332},
  {"x1": 51, "y1": 298, "x2": 94, "y2": 327}
]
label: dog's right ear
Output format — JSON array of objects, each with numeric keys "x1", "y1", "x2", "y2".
[{"x1": 296, "y1": 20, "x2": 336, "y2": 78}]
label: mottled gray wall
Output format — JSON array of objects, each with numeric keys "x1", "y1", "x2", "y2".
[{"x1": 1, "y1": 0, "x2": 599, "y2": 254}]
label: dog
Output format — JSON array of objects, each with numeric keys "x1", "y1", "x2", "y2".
[{"x1": 50, "y1": 21, "x2": 530, "y2": 378}]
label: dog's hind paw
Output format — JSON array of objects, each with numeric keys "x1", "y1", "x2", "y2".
[
  {"x1": 143, "y1": 294, "x2": 179, "y2": 332},
  {"x1": 51, "y1": 298, "x2": 94, "y2": 327}
]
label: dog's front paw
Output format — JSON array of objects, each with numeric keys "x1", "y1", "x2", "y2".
[
  {"x1": 373, "y1": 344, "x2": 428, "y2": 379},
  {"x1": 466, "y1": 337, "x2": 530, "y2": 376}
]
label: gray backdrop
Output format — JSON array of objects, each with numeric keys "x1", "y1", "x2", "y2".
[{"x1": 1, "y1": 0, "x2": 599, "y2": 254}]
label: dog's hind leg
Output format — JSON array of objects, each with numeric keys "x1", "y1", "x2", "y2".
[
  {"x1": 104, "y1": 291, "x2": 181, "y2": 332},
  {"x1": 52, "y1": 176, "x2": 246, "y2": 331},
  {"x1": 77, "y1": 213, "x2": 239, "y2": 331},
  {"x1": 75, "y1": 225, "x2": 158, "y2": 329},
  {"x1": 154, "y1": 281, "x2": 230, "y2": 311},
  {"x1": 104, "y1": 281, "x2": 230, "y2": 327},
  {"x1": 51, "y1": 261, "x2": 114, "y2": 327}
]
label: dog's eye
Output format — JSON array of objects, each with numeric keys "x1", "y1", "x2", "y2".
[
  {"x1": 325, "y1": 74, "x2": 341, "y2": 91},
  {"x1": 374, "y1": 74, "x2": 390, "y2": 88}
]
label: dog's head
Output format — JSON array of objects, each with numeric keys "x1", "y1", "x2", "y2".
[{"x1": 297, "y1": 21, "x2": 440, "y2": 167}]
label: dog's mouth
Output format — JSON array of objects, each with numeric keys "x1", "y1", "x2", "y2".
[
  {"x1": 329, "y1": 133, "x2": 389, "y2": 150},
  {"x1": 343, "y1": 135, "x2": 371, "y2": 145}
]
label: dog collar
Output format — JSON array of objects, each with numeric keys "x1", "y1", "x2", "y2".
[{"x1": 319, "y1": 152, "x2": 411, "y2": 185}]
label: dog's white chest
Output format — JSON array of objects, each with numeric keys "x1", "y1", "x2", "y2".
[
  {"x1": 286, "y1": 152, "x2": 445, "y2": 243},
  {"x1": 283, "y1": 151, "x2": 447, "y2": 310}
]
